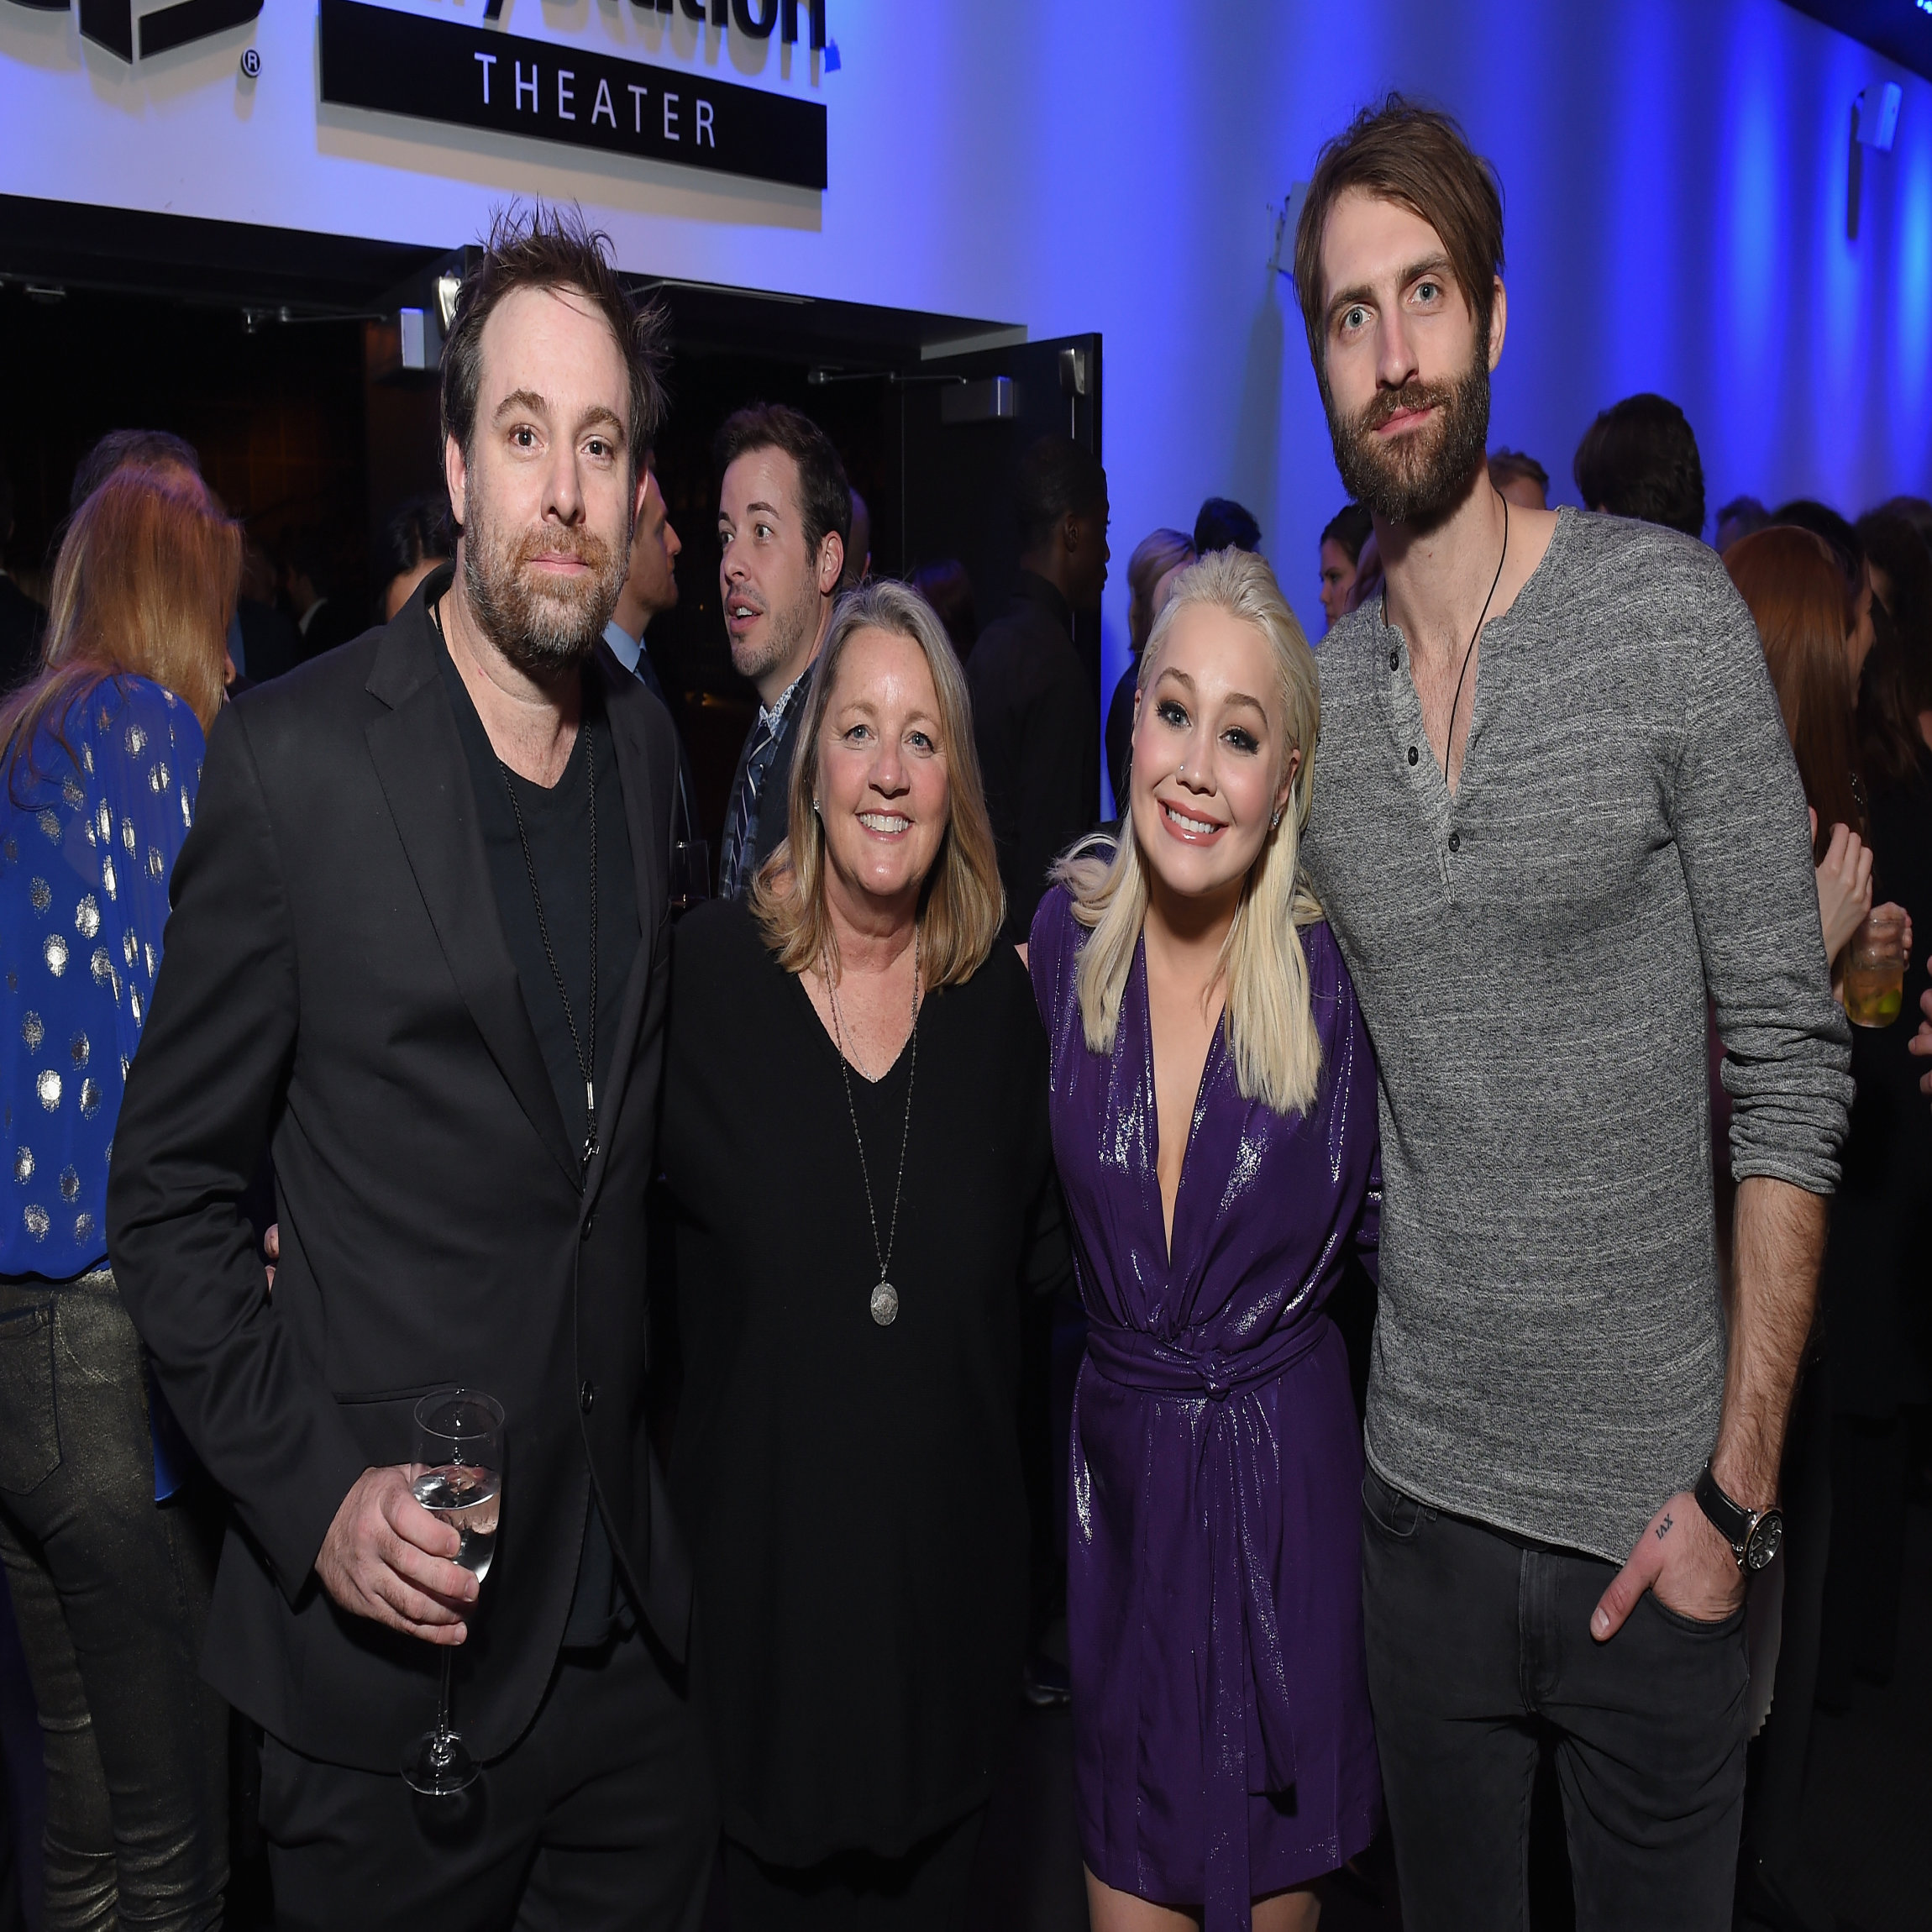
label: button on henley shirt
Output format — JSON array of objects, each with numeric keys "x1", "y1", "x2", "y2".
[{"x1": 1302, "y1": 507, "x2": 1853, "y2": 1562}]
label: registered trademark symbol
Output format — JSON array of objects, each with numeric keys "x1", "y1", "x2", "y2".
[{"x1": 240, "y1": 47, "x2": 261, "y2": 78}]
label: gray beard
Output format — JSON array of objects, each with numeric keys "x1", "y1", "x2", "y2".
[
  {"x1": 1326, "y1": 351, "x2": 1492, "y2": 530},
  {"x1": 461, "y1": 501, "x2": 627, "y2": 680}
]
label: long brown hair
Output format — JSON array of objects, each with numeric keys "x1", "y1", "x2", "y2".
[
  {"x1": 0, "y1": 465, "x2": 237, "y2": 800},
  {"x1": 1854, "y1": 507, "x2": 1932, "y2": 791},
  {"x1": 1724, "y1": 526, "x2": 1864, "y2": 854},
  {"x1": 750, "y1": 580, "x2": 1004, "y2": 990}
]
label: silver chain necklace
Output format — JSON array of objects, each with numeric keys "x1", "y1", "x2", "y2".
[{"x1": 824, "y1": 932, "x2": 920, "y2": 1327}]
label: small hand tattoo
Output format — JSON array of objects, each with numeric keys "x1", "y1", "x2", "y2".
[{"x1": 1656, "y1": 1514, "x2": 1673, "y2": 1541}]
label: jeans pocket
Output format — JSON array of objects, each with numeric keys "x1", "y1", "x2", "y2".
[
  {"x1": 0, "y1": 1303, "x2": 60, "y2": 1494},
  {"x1": 1362, "y1": 1463, "x2": 1426, "y2": 1540},
  {"x1": 1645, "y1": 1591, "x2": 1747, "y2": 1637}
]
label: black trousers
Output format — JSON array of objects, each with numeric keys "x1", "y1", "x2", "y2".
[
  {"x1": 1361, "y1": 1465, "x2": 1749, "y2": 1932},
  {"x1": 0, "y1": 1273, "x2": 228, "y2": 1932},
  {"x1": 722, "y1": 1807, "x2": 985, "y2": 1932},
  {"x1": 260, "y1": 1622, "x2": 715, "y2": 1932}
]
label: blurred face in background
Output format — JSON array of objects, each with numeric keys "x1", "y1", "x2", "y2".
[
  {"x1": 1493, "y1": 470, "x2": 1547, "y2": 512},
  {"x1": 384, "y1": 555, "x2": 443, "y2": 624},
  {"x1": 1318, "y1": 538, "x2": 1358, "y2": 630},
  {"x1": 611, "y1": 463, "x2": 681, "y2": 640}
]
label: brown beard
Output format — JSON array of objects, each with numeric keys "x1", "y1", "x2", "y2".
[
  {"x1": 1326, "y1": 349, "x2": 1492, "y2": 529},
  {"x1": 461, "y1": 490, "x2": 627, "y2": 678}
]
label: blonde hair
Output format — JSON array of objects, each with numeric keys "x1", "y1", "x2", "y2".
[
  {"x1": 750, "y1": 579, "x2": 1005, "y2": 989},
  {"x1": 1053, "y1": 549, "x2": 1325, "y2": 1116},
  {"x1": 1, "y1": 465, "x2": 235, "y2": 797}
]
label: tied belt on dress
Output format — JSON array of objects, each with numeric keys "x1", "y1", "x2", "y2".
[{"x1": 1085, "y1": 1318, "x2": 1326, "y2": 1932}]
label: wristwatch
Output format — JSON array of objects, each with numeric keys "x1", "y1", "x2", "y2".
[{"x1": 1694, "y1": 1462, "x2": 1783, "y2": 1572}]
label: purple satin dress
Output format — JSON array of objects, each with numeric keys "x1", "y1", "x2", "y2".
[{"x1": 1029, "y1": 887, "x2": 1382, "y2": 1929}]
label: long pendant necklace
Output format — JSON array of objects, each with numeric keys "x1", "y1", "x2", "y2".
[
  {"x1": 825, "y1": 933, "x2": 920, "y2": 1327},
  {"x1": 429, "y1": 592, "x2": 600, "y2": 1170},
  {"x1": 501, "y1": 728, "x2": 599, "y2": 1171},
  {"x1": 1440, "y1": 492, "x2": 1509, "y2": 785}
]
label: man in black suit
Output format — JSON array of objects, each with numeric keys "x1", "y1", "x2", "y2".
[
  {"x1": 281, "y1": 528, "x2": 367, "y2": 662},
  {"x1": 0, "y1": 465, "x2": 44, "y2": 694},
  {"x1": 965, "y1": 435, "x2": 1107, "y2": 948},
  {"x1": 108, "y1": 209, "x2": 714, "y2": 1929}
]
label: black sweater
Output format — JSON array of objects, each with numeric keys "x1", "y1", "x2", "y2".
[{"x1": 662, "y1": 900, "x2": 1069, "y2": 1862}]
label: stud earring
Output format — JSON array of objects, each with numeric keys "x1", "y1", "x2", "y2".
[{"x1": 1270, "y1": 809, "x2": 1282, "y2": 830}]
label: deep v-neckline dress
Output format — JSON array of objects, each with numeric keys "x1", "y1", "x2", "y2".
[{"x1": 1029, "y1": 885, "x2": 1383, "y2": 1929}]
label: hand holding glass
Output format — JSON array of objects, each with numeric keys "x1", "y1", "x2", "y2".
[
  {"x1": 1845, "y1": 905, "x2": 1908, "y2": 1029},
  {"x1": 402, "y1": 1389, "x2": 504, "y2": 1796}
]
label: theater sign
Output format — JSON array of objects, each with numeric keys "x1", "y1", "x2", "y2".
[
  {"x1": 2, "y1": 0, "x2": 831, "y2": 192},
  {"x1": 320, "y1": 0, "x2": 826, "y2": 191}
]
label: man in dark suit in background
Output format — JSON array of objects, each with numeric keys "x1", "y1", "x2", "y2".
[
  {"x1": 108, "y1": 208, "x2": 713, "y2": 1930},
  {"x1": 713, "y1": 405, "x2": 848, "y2": 900},
  {"x1": 0, "y1": 465, "x2": 45, "y2": 694},
  {"x1": 281, "y1": 528, "x2": 366, "y2": 661},
  {"x1": 603, "y1": 455, "x2": 696, "y2": 845},
  {"x1": 966, "y1": 434, "x2": 1107, "y2": 948}
]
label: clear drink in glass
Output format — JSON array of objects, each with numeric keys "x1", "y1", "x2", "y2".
[{"x1": 401, "y1": 1389, "x2": 504, "y2": 1797}]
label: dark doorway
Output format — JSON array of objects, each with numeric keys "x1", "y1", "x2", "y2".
[
  {"x1": 1, "y1": 198, "x2": 1103, "y2": 843},
  {"x1": 629, "y1": 280, "x2": 1100, "y2": 841}
]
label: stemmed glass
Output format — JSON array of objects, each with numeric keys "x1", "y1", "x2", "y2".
[
  {"x1": 401, "y1": 1389, "x2": 504, "y2": 1797},
  {"x1": 670, "y1": 837, "x2": 711, "y2": 915}
]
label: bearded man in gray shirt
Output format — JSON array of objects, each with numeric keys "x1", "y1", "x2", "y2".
[{"x1": 1290, "y1": 100, "x2": 1852, "y2": 1931}]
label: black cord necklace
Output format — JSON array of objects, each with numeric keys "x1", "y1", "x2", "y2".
[
  {"x1": 1441, "y1": 492, "x2": 1509, "y2": 786},
  {"x1": 432, "y1": 595, "x2": 599, "y2": 1170},
  {"x1": 501, "y1": 735, "x2": 598, "y2": 1171}
]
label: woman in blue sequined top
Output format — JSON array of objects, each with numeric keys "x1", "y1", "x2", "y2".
[{"x1": 0, "y1": 463, "x2": 234, "y2": 1930}]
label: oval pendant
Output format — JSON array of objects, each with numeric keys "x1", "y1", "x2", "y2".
[{"x1": 869, "y1": 1280, "x2": 899, "y2": 1326}]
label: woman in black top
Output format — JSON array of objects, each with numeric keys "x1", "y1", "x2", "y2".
[{"x1": 663, "y1": 580, "x2": 1069, "y2": 1929}]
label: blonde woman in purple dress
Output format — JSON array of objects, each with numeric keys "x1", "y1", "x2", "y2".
[{"x1": 1029, "y1": 550, "x2": 1381, "y2": 1931}]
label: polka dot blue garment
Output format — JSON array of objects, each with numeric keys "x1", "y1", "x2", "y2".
[{"x1": 1, "y1": 675, "x2": 203, "y2": 1278}]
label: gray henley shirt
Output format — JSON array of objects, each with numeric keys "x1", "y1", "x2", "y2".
[{"x1": 1302, "y1": 508, "x2": 1853, "y2": 1562}]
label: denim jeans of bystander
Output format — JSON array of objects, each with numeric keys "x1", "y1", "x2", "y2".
[{"x1": 0, "y1": 1270, "x2": 227, "y2": 1932}]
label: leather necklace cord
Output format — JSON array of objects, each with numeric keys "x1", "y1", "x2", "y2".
[
  {"x1": 1442, "y1": 491, "x2": 1509, "y2": 785},
  {"x1": 431, "y1": 596, "x2": 599, "y2": 1170},
  {"x1": 501, "y1": 732, "x2": 597, "y2": 1171}
]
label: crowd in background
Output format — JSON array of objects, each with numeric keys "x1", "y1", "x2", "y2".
[{"x1": 0, "y1": 122, "x2": 1927, "y2": 1932}]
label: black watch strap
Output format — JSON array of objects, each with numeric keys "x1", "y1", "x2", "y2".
[
  {"x1": 1693, "y1": 1461, "x2": 1784, "y2": 1572},
  {"x1": 1693, "y1": 1463, "x2": 1751, "y2": 1553}
]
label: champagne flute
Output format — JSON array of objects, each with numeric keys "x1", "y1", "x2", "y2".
[
  {"x1": 401, "y1": 1389, "x2": 504, "y2": 1797},
  {"x1": 670, "y1": 837, "x2": 710, "y2": 915}
]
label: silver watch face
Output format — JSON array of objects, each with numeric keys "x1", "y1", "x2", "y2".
[{"x1": 1746, "y1": 1509, "x2": 1784, "y2": 1572}]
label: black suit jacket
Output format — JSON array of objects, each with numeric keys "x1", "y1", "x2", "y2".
[
  {"x1": 297, "y1": 596, "x2": 367, "y2": 663},
  {"x1": 964, "y1": 573, "x2": 1100, "y2": 947},
  {"x1": 721, "y1": 659, "x2": 815, "y2": 893},
  {"x1": 107, "y1": 579, "x2": 689, "y2": 1771},
  {"x1": 0, "y1": 575, "x2": 45, "y2": 695}
]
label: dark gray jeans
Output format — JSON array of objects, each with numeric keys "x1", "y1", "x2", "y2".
[
  {"x1": 1362, "y1": 1462, "x2": 1750, "y2": 1932},
  {"x1": 0, "y1": 1271, "x2": 227, "y2": 1931}
]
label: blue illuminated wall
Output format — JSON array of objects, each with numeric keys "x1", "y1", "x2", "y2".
[{"x1": 3, "y1": 0, "x2": 1928, "y2": 700}]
